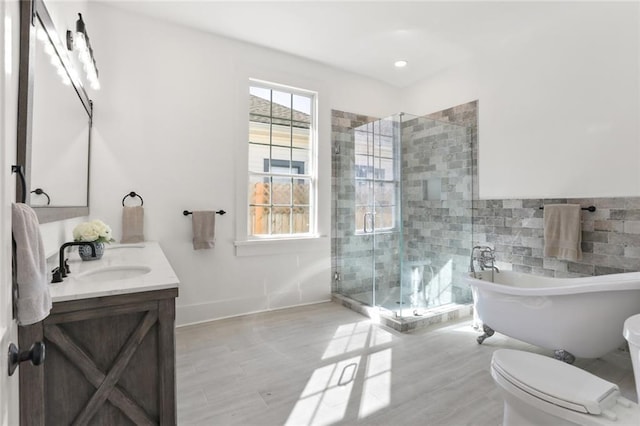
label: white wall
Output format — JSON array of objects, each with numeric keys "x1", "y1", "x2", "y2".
[
  {"x1": 86, "y1": 3, "x2": 399, "y2": 325},
  {"x1": 401, "y1": 1, "x2": 640, "y2": 200}
]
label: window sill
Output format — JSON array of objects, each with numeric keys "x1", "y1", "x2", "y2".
[{"x1": 234, "y1": 235, "x2": 329, "y2": 257}]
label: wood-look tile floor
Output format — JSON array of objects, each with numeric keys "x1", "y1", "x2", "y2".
[{"x1": 176, "y1": 302, "x2": 636, "y2": 425}]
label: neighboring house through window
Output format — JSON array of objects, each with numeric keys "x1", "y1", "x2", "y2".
[{"x1": 248, "y1": 81, "x2": 316, "y2": 236}]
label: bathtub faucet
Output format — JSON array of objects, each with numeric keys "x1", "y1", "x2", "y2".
[{"x1": 470, "y1": 246, "x2": 499, "y2": 278}]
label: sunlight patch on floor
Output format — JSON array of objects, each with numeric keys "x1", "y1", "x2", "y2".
[
  {"x1": 288, "y1": 320, "x2": 395, "y2": 425},
  {"x1": 446, "y1": 323, "x2": 479, "y2": 334},
  {"x1": 322, "y1": 320, "x2": 392, "y2": 360},
  {"x1": 285, "y1": 356, "x2": 361, "y2": 426},
  {"x1": 359, "y1": 348, "x2": 392, "y2": 419}
]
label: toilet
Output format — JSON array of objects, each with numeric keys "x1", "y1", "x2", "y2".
[
  {"x1": 624, "y1": 313, "x2": 640, "y2": 401},
  {"x1": 490, "y1": 313, "x2": 640, "y2": 426}
]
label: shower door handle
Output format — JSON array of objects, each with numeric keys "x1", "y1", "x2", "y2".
[{"x1": 363, "y1": 212, "x2": 375, "y2": 233}]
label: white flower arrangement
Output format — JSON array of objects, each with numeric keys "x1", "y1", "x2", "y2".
[{"x1": 73, "y1": 219, "x2": 116, "y2": 244}]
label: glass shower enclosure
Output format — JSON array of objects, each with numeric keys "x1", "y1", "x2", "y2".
[{"x1": 332, "y1": 112, "x2": 473, "y2": 323}]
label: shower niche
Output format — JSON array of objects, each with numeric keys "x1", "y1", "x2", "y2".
[{"x1": 331, "y1": 111, "x2": 475, "y2": 331}]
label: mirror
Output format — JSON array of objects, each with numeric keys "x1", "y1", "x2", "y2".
[{"x1": 17, "y1": 0, "x2": 92, "y2": 223}]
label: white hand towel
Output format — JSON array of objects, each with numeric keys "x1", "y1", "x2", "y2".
[
  {"x1": 543, "y1": 204, "x2": 582, "y2": 262},
  {"x1": 192, "y1": 211, "x2": 215, "y2": 250},
  {"x1": 121, "y1": 206, "x2": 145, "y2": 243},
  {"x1": 11, "y1": 203, "x2": 51, "y2": 325}
]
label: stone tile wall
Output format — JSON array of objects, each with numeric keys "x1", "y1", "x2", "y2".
[
  {"x1": 475, "y1": 198, "x2": 640, "y2": 277},
  {"x1": 400, "y1": 115, "x2": 474, "y2": 304}
]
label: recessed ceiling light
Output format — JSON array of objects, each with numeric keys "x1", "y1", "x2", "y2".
[{"x1": 394, "y1": 60, "x2": 408, "y2": 68}]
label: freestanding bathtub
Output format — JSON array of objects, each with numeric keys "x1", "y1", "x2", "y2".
[{"x1": 465, "y1": 270, "x2": 640, "y2": 362}]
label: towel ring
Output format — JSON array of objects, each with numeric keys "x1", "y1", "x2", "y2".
[
  {"x1": 30, "y1": 188, "x2": 50, "y2": 205},
  {"x1": 122, "y1": 191, "x2": 144, "y2": 206},
  {"x1": 183, "y1": 210, "x2": 226, "y2": 216}
]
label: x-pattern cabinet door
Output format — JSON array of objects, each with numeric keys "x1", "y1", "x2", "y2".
[{"x1": 19, "y1": 289, "x2": 177, "y2": 426}]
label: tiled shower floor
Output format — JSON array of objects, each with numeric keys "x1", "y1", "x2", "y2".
[{"x1": 332, "y1": 289, "x2": 473, "y2": 332}]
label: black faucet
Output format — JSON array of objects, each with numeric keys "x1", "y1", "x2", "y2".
[{"x1": 51, "y1": 242, "x2": 96, "y2": 283}]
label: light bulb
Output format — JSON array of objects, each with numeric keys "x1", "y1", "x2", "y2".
[
  {"x1": 74, "y1": 32, "x2": 87, "y2": 51},
  {"x1": 78, "y1": 48, "x2": 88, "y2": 61}
]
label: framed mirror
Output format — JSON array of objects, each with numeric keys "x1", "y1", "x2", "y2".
[{"x1": 17, "y1": 0, "x2": 92, "y2": 223}]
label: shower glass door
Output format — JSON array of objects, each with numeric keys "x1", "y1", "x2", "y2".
[
  {"x1": 331, "y1": 117, "x2": 375, "y2": 307},
  {"x1": 354, "y1": 115, "x2": 402, "y2": 311}
]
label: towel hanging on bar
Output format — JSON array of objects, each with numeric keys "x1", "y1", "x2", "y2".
[
  {"x1": 543, "y1": 204, "x2": 582, "y2": 262},
  {"x1": 121, "y1": 191, "x2": 145, "y2": 243},
  {"x1": 189, "y1": 211, "x2": 216, "y2": 250},
  {"x1": 121, "y1": 206, "x2": 144, "y2": 243},
  {"x1": 12, "y1": 203, "x2": 51, "y2": 325}
]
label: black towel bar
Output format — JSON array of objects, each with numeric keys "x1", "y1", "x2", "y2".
[
  {"x1": 122, "y1": 191, "x2": 144, "y2": 206},
  {"x1": 539, "y1": 205, "x2": 596, "y2": 212},
  {"x1": 183, "y1": 210, "x2": 226, "y2": 216}
]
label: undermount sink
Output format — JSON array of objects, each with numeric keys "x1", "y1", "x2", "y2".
[
  {"x1": 107, "y1": 244, "x2": 146, "y2": 250},
  {"x1": 76, "y1": 265, "x2": 151, "y2": 282}
]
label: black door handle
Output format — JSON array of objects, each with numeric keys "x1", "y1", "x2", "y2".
[{"x1": 8, "y1": 341, "x2": 45, "y2": 376}]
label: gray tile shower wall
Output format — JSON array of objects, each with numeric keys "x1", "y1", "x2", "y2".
[
  {"x1": 425, "y1": 101, "x2": 479, "y2": 206},
  {"x1": 400, "y1": 115, "x2": 474, "y2": 303}
]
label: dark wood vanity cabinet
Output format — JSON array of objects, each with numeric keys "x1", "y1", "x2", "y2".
[{"x1": 18, "y1": 288, "x2": 178, "y2": 425}]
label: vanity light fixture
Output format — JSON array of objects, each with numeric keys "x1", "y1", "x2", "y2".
[
  {"x1": 37, "y1": 26, "x2": 71, "y2": 86},
  {"x1": 394, "y1": 60, "x2": 408, "y2": 68},
  {"x1": 65, "y1": 13, "x2": 99, "y2": 90}
]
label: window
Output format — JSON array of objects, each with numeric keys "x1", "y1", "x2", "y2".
[
  {"x1": 248, "y1": 81, "x2": 316, "y2": 237},
  {"x1": 354, "y1": 119, "x2": 397, "y2": 233}
]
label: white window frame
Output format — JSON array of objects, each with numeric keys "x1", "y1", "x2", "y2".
[{"x1": 247, "y1": 79, "x2": 318, "y2": 240}]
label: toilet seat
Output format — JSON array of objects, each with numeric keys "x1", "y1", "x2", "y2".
[
  {"x1": 492, "y1": 349, "x2": 626, "y2": 419},
  {"x1": 623, "y1": 314, "x2": 640, "y2": 405},
  {"x1": 623, "y1": 314, "x2": 640, "y2": 346}
]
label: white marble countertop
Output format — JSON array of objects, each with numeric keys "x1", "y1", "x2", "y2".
[{"x1": 48, "y1": 241, "x2": 180, "y2": 303}]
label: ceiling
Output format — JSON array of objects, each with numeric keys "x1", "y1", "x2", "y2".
[{"x1": 104, "y1": 1, "x2": 568, "y2": 88}]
